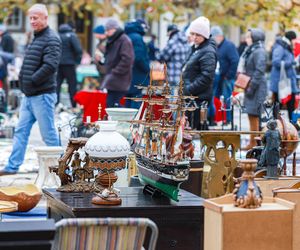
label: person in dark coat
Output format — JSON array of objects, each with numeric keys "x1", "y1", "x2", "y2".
[
  {"x1": 56, "y1": 23, "x2": 82, "y2": 108},
  {"x1": 270, "y1": 30, "x2": 298, "y2": 121},
  {"x1": 0, "y1": 24, "x2": 15, "y2": 106},
  {"x1": 124, "y1": 20, "x2": 150, "y2": 109},
  {"x1": 0, "y1": 4, "x2": 61, "y2": 175},
  {"x1": 182, "y1": 16, "x2": 217, "y2": 129},
  {"x1": 238, "y1": 28, "x2": 267, "y2": 150},
  {"x1": 238, "y1": 34, "x2": 247, "y2": 56},
  {"x1": 102, "y1": 18, "x2": 134, "y2": 108},
  {"x1": 93, "y1": 25, "x2": 107, "y2": 84},
  {"x1": 0, "y1": 24, "x2": 14, "y2": 53},
  {"x1": 211, "y1": 26, "x2": 239, "y2": 124}
]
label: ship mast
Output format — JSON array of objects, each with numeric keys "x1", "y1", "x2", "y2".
[{"x1": 169, "y1": 76, "x2": 184, "y2": 156}]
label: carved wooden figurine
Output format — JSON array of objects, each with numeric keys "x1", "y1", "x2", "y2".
[
  {"x1": 83, "y1": 153, "x2": 94, "y2": 182},
  {"x1": 71, "y1": 152, "x2": 82, "y2": 182}
]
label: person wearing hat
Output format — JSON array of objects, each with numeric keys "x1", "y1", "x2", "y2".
[
  {"x1": 93, "y1": 25, "x2": 107, "y2": 83},
  {"x1": 157, "y1": 23, "x2": 190, "y2": 86},
  {"x1": 238, "y1": 28, "x2": 267, "y2": 150},
  {"x1": 210, "y1": 25, "x2": 239, "y2": 125},
  {"x1": 101, "y1": 18, "x2": 134, "y2": 108},
  {"x1": 93, "y1": 25, "x2": 106, "y2": 57},
  {"x1": 182, "y1": 16, "x2": 217, "y2": 129},
  {"x1": 270, "y1": 30, "x2": 298, "y2": 121}
]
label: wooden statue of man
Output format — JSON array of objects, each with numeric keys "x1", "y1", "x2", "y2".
[{"x1": 259, "y1": 120, "x2": 281, "y2": 179}]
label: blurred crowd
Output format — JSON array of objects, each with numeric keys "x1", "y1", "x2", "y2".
[
  {"x1": 0, "y1": 12, "x2": 300, "y2": 142},
  {"x1": 1, "y1": 3, "x2": 300, "y2": 175}
]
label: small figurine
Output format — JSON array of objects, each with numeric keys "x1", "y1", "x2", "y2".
[
  {"x1": 258, "y1": 120, "x2": 281, "y2": 179},
  {"x1": 71, "y1": 152, "x2": 82, "y2": 182},
  {"x1": 83, "y1": 154, "x2": 94, "y2": 182}
]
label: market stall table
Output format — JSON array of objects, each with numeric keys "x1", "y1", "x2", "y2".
[{"x1": 43, "y1": 187, "x2": 204, "y2": 250}]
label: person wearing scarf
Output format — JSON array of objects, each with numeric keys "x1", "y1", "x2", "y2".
[
  {"x1": 270, "y1": 30, "x2": 298, "y2": 121},
  {"x1": 238, "y1": 28, "x2": 267, "y2": 150}
]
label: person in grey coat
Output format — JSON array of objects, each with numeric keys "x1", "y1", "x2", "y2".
[{"x1": 238, "y1": 28, "x2": 267, "y2": 149}]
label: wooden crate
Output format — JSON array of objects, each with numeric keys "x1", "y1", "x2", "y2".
[
  {"x1": 255, "y1": 177, "x2": 300, "y2": 196},
  {"x1": 204, "y1": 195, "x2": 294, "y2": 250},
  {"x1": 274, "y1": 188, "x2": 300, "y2": 250}
]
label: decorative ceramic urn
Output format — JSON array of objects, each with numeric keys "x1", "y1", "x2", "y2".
[{"x1": 84, "y1": 121, "x2": 130, "y2": 205}]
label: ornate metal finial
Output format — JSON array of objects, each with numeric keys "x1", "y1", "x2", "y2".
[
  {"x1": 98, "y1": 104, "x2": 102, "y2": 121},
  {"x1": 233, "y1": 159, "x2": 263, "y2": 209}
]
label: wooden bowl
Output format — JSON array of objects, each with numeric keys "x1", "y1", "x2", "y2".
[{"x1": 0, "y1": 184, "x2": 42, "y2": 212}]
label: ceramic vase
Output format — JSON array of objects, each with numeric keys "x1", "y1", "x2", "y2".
[{"x1": 105, "y1": 108, "x2": 138, "y2": 140}]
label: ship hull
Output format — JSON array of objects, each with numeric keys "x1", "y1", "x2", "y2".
[{"x1": 136, "y1": 154, "x2": 190, "y2": 201}]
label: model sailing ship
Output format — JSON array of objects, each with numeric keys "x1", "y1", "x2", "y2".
[{"x1": 128, "y1": 69, "x2": 197, "y2": 201}]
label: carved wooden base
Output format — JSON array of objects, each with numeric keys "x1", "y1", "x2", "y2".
[{"x1": 91, "y1": 193, "x2": 121, "y2": 205}]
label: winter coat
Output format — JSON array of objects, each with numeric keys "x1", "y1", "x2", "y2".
[
  {"x1": 58, "y1": 24, "x2": 82, "y2": 65},
  {"x1": 182, "y1": 38, "x2": 217, "y2": 102},
  {"x1": 0, "y1": 51, "x2": 14, "y2": 79},
  {"x1": 19, "y1": 26, "x2": 62, "y2": 96},
  {"x1": 217, "y1": 38, "x2": 239, "y2": 80},
  {"x1": 157, "y1": 31, "x2": 190, "y2": 85},
  {"x1": 243, "y1": 30, "x2": 267, "y2": 116},
  {"x1": 125, "y1": 21, "x2": 150, "y2": 94},
  {"x1": 270, "y1": 37, "x2": 298, "y2": 94},
  {"x1": 148, "y1": 40, "x2": 159, "y2": 61},
  {"x1": 102, "y1": 29, "x2": 134, "y2": 92},
  {"x1": 0, "y1": 31, "x2": 14, "y2": 53}
]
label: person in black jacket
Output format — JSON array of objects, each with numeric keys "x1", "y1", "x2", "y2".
[
  {"x1": 56, "y1": 23, "x2": 82, "y2": 107},
  {"x1": 0, "y1": 4, "x2": 62, "y2": 175},
  {"x1": 182, "y1": 16, "x2": 217, "y2": 129}
]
